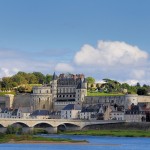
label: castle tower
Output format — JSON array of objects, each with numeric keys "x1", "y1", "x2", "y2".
[
  {"x1": 31, "y1": 86, "x2": 52, "y2": 112},
  {"x1": 75, "y1": 78, "x2": 87, "y2": 104},
  {"x1": 51, "y1": 72, "x2": 57, "y2": 99},
  {"x1": 125, "y1": 94, "x2": 138, "y2": 109}
]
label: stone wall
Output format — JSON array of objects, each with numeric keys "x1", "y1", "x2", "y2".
[
  {"x1": 13, "y1": 93, "x2": 31, "y2": 108},
  {"x1": 84, "y1": 96, "x2": 125, "y2": 107},
  {"x1": 138, "y1": 96, "x2": 150, "y2": 103},
  {"x1": 0, "y1": 94, "x2": 14, "y2": 108},
  {"x1": 82, "y1": 122, "x2": 150, "y2": 130}
]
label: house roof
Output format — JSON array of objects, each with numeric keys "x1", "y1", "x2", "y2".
[
  {"x1": 12, "y1": 109, "x2": 19, "y2": 116},
  {"x1": 81, "y1": 105, "x2": 98, "y2": 113},
  {"x1": 1, "y1": 108, "x2": 12, "y2": 113},
  {"x1": 56, "y1": 99, "x2": 75, "y2": 102},
  {"x1": 30, "y1": 110, "x2": 49, "y2": 116},
  {"x1": 62, "y1": 104, "x2": 81, "y2": 110}
]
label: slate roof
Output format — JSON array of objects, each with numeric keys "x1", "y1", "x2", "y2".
[
  {"x1": 76, "y1": 82, "x2": 86, "y2": 89},
  {"x1": 56, "y1": 99, "x2": 75, "y2": 102},
  {"x1": 125, "y1": 105, "x2": 145, "y2": 114},
  {"x1": 12, "y1": 109, "x2": 18, "y2": 116},
  {"x1": 49, "y1": 111, "x2": 61, "y2": 115},
  {"x1": 62, "y1": 104, "x2": 81, "y2": 110},
  {"x1": 52, "y1": 72, "x2": 57, "y2": 80},
  {"x1": 30, "y1": 110, "x2": 49, "y2": 116},
  {"x1": 1, "y1": 108, "x2": 12, "y2": 113}
]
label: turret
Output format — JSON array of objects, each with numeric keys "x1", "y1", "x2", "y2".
[
  {"x1": 75, "y1": 79, "x2": 87, "y2": 104},
  {"x1": 51, "y1": 72, "x2": 57, "y2": 99}
]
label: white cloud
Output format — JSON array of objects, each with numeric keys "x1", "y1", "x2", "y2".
[
  {"x1": 0, "y1": 40, "x2": 150, "y2": 85},
  {"x1": 130, "y1": 69, "x2": 145, "y2": 79},
  {"x1": 121, "y1": 80, "x2": 139, "y2": 86},
  {"x1": 55, "y1": 63, "x2": 74, "y2": 73},
  {"x1": 74, "y1": 40, "x2": 148, "y2": 66},
  {"x1": 0, "y1": 68, "x2": 11, "y2": 77}
]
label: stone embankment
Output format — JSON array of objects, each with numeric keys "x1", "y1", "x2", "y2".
[{"x1": 83, "y1": 122, "x2": 150, "y2": 130}]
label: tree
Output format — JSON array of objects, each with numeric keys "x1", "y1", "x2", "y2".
[
  {"x1": 137, "y1": 88, "x2": 148, "y2": 95},
  {"x1": 33, "y1": 72, "x2": 46, "y2": 84},
  {"x1": 86, "y1": 77, "x2": 95, "y2": 84},
  {"x1": 136, "y1": 82, "x2": 141, "y2": 88},
  {"x1": 27, "y1": 73, "x2": 38, "y2": 84},
  {"x1": 45, "y1": 74, "x2": 52, "y2": 84}
]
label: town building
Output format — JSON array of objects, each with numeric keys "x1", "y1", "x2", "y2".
[
  {"x1": 125, "y1": 104, "x2": 146, "y2": 122},
  {"x1": 61, "y1": 104, "x2": 81, "y2": 119},
  {"x1": 110, "y1": 111, "x2": 125, "y2": 120},
  {"x1": 30, "y1": 110, "x2": 50, "y2": 119}
]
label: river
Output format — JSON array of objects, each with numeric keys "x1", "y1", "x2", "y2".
[{"x1": 0, "y1": 134, "x2": 150, "y2": 150}]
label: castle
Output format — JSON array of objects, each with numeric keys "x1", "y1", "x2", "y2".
[{"x1": 31, "y1": 73, "x2": 87, "y2": 112}]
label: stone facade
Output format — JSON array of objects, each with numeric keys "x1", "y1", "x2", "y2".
[
  {"x1": 31, "y1": 73, "x2": 87, "y2": 112},
  {"x1": 0, "y1": 94, "x2": 14, "y2": 109},
  {"x1": 83, "y1": 96, "x2": 125, "y2": 107},
  {"x1": 31, "y1": 86, "x2": 52, "y2": 111}
]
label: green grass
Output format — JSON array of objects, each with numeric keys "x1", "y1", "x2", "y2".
[
  {"x1": 0, "y1": 91, "x2": 16, "y2": 96},
  {"x1": 0, "y1": 134, "x2": 87, "y2": 143},
  {"x1": 61, "y1": 130, "x2": 150, "y2": 137},
  {"x1": 28, "y1": 84, "x2": 42, "y2": 87},
  {"x1": 87, "y1": 92, "x2": 124, "y2": 96}
]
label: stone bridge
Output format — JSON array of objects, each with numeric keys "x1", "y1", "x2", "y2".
[{"x1": 0, "y1": 119, "x2": 125, "y2": 133}]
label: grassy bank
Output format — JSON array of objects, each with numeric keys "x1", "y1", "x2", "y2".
[
  {"x1": 61, "y1": 130, "x2": 150, "y2": 137},
  {"x1": 0, "y1": 91, "x2": 16, "y2": 96},
  {"x1": 87, "y1": 92, "x2": 124, "y2": 96},
  {"x1": 0, "y1": 134, "x2": 87, "y2": 144}
]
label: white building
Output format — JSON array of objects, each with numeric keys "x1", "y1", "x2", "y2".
[
  {"x1": 61, "y1": 104, "x2": 81, "y2": 119},
  {"x1": 110, "y1": 111, "x2": 125, "y2": 120},
  {"x1": 0, "y1": 108, "x2": 12, "y2": 118},
  {"x1": 30, "y1": 110, "x2": 50, "y2": 119}
]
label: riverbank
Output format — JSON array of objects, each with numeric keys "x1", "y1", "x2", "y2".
[
  {"x1": 61, "y1": 130, "x2": 150, "y2": 137},
  {"x1": 0, "y1": 134, "x2": 88, "y2": 144}
]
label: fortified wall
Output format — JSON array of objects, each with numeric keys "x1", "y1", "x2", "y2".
[
  {"x1": 84, "y1": 94, "x2": 150, "y2": 109},
  {"x1": 83, "y1": 95, "x2": 125, "y2": 107},
  {"x1": 0, "y1": 94, "x2": 14, "y2": 108}
]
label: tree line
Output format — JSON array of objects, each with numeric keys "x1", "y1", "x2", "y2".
[
  {"x1": 86, "y1": 77, "x2": 150, "y2": 95},
  {"x1": 0, "y1": 71, "x2": 52, "y2": 91}
]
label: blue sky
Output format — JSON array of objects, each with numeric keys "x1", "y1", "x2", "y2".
[{"x1": 0, "y1": 0, "x2": 150, "y2": 85}]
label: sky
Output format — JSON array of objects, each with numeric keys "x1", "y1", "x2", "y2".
[{"x1": 0, "y1": 0, "x2": 150, "y2": 85}]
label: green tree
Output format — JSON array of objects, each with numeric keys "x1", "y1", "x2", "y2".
[
  {"x1": 27, "y1": 73, "x2": 38, "y2": 84},
  {"x1": 33, "y1": 72, "x2": 46, "y2": 84},
  {"x1": 86, "y1": 77, "x2": 95, "y2": 84},
  {"x1": 137, "y1": 88, "x2": 148, "y2": 95},
  {"x1": 45, "y1": 74, "x2": 52, "y2": 84}
]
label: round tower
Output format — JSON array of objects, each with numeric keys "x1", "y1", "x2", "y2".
[
  {"x1": 125, "y1": 94, "x2": 138, "y2": 109},
  {"x1": 31, "y1": 86, "x2": 52, "y2": 111}
]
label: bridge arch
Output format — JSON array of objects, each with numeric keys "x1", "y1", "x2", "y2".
[
  {"x1": 57, "y1": 123, "x2": 80, "y2": 131},
  {"x1": 10, "y1": 122, "x2": 30, "y2": 128},
  {"x1": 0, "y1": 124, "x2": 4, "y2": 127},
  {"x1": 33, "y1": 122, "x2": 54, "y2": 128}
]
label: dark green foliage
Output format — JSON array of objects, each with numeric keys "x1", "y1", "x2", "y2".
[
  {"x1": 6, "y1": 125, "x2": 22, "y2": 134},
  {"x1": 137, "y1": 88, "x2": 148, "y2": 95},
  {"x1": 33, "y1": 72, "x2": 46, "y2": 84}
]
